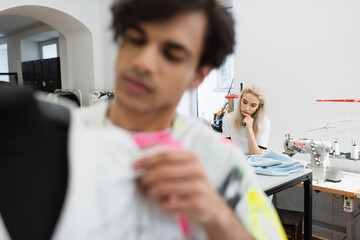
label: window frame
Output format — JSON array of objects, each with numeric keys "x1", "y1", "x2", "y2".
[{"x1": 39, "y1": 38, "x2": 59, "y2": 59}]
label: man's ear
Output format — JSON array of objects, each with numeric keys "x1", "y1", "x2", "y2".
[{"x1": 188, "y1": 65, "x2": 213, "y2": 89}]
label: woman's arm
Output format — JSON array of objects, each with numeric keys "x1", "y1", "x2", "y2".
[
  {"x1": 246, "y1": 129, "x2": 263, "y2": 155},
  {"x1": 242, "y1": 113, "x2": 263, "y2": 155}
]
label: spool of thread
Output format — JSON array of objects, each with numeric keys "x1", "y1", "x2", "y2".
[
  {"x1": 351, "y1": 141, "x2": 359, "y2": 160},
  {"x1": 333, "y1": 139, "x2": 340, "y2": 156}
]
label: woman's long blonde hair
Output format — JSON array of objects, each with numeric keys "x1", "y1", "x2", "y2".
[{"x1": 233, "y1": 85, "x2": 266, "y2": 136}]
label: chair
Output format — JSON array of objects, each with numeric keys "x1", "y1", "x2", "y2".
[
  {"x1": 277, "y1": 208, "x2": 303, "y2": 240},
  {"x1": 89, "y1": 89, "x2": 115, "y2": 105},
  {"x1": 53, "y1": 88, "x2": 83, "y2": 106}
]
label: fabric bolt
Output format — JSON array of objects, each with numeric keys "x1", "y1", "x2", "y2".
[
  {"x1": 222, "y1": 112, "x2": 270, "y2": 155},
  {"x1": 246, "y1": 150, "x2": 306, "y2": 176}
]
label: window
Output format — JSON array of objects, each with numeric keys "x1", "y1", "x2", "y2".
[
  {"x1": 0, "y1": 43, "x2": 9, "y2": 82},
  {"x1": 42, "y1": 43, "x2": 58, "y2": 59},
  {"x1": 197, "y1": 54, "x2": 234, "y2": 122},
  {"x1": 216, "y1": 54, "x2": 233, "y2": 90},
  {"x1": 40, "y1": 39, "x2": 59, "y2": 59}
]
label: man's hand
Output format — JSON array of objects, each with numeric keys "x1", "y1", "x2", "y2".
[
  {"x1": 133, "y1": 150, "x2": 253, "y2": 239},
  {"x1": 133, "y1": 150, "x2": 226, "y2": 224}
]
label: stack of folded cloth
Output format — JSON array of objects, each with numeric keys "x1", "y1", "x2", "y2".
[{"x1": 246, "y1": 150, "x2": 306, "y2": 176}]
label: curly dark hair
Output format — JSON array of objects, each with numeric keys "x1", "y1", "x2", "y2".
[{"x1": 111, "y1": 0, "x2": 235, "y2": 69}]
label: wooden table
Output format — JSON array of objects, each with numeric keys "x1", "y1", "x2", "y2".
[{"x1": 297, "y1": 171, "x2": 360, "y2": 240}]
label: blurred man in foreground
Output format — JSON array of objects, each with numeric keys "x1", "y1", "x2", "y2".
[{"x1": 0, "y1": 0, "x2": 286, "y2": 239}]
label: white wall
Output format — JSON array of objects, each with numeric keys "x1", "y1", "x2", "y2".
[
  {"x1": 5, "y1": 38, "x2": 21, "y2": 78},
  {"x1": 21, "y1": 38, "x2": 40, "y2": 62},
  {"x1": 233, "y1": 0, "x2": 360, "y2": 153},
  {"x1": 97, "y1": 0, "x2": 118, "y2": 90}
]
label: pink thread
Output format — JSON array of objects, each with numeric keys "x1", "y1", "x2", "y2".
[
  {"x1": 178, "y1": 215, "x2": 190, "y2": 239},
  {"x1": 132, "y1": 131, "x2": 189, "y2": 238},
  {"x1": 219, "y1": 137, "x2": 233, "y2": 145},
  {"x1": 132, "y1": 130, "x2": 170, "y2": 149}
]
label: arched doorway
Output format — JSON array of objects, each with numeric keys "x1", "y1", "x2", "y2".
[{"x1": 0, "y1": 5, "x2": 94, "y2": 105}]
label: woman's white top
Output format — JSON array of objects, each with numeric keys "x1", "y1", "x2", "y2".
[{"x1": 222, "y1": 112, "x2": 270, "y2": 155}]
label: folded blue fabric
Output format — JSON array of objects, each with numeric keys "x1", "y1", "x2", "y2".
[{"x1": 245, "y1": 150, "x2": 305, "y2": 176}]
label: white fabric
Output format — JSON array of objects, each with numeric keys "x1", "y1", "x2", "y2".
[
  {"x1": 46, "y1": 103, "x2": 280, "y2": 240},
  {"x1": 53, "y1": 104, "x2": 184, "y2": 240},
  {"x1": 222, "y1": 112, "x2": 270, "y2": 155}
]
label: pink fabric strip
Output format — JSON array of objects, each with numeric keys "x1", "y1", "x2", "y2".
[
  {"x1": 178, "y1": 215, "x2": 190, "y2": 239},
  {"x1": 131, "y1": 130, "x2": 189, "y2": 238},
  {"x1": 132, "y1": 130, "x2": 170, "y2": 149}
]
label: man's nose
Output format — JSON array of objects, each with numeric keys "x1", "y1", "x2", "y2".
[{"x1": 132, "y1": 44, "x2": 159, "y2": 75}]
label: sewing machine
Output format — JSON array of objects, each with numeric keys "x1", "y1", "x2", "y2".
[{"x1": 283, "y1": 134, "x2": 333, "y2": 183}]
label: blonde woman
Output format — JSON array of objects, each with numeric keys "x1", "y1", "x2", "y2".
[{"x1": 222, "y1": 85, "x2": 270, "y2": 155}]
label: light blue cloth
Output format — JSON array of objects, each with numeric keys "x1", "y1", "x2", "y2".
[{"x1": 245, "y1": 150, "x2": 305, "y2": 176}]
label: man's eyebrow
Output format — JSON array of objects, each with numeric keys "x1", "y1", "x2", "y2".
[
  {"x1": 125, "y1": 24, "x2": 146, "y2": 36},
  {"x1": 164, "y1": 41, "x2": 191, "y2": 57}
]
